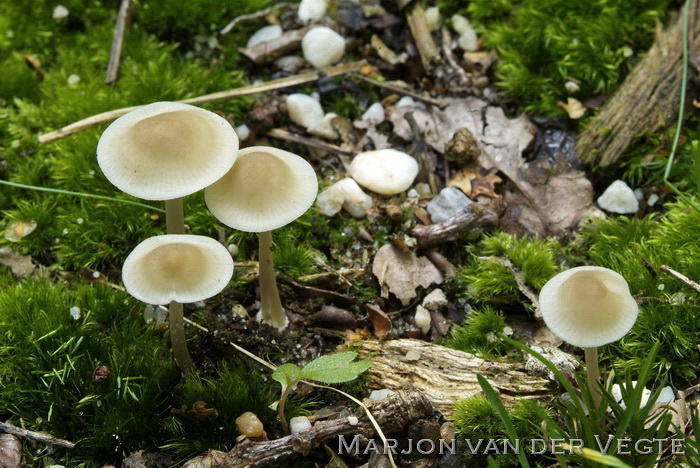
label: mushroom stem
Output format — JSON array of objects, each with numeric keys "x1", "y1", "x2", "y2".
[
  {"x1": 169, "y1": 301, "x2": 195, "y2": 375},
  {"x1": 584, "y1": 347, "x2": 602, "y2": 410},
  {"x1": 165, "y1": 197, "x2": 195, "y2": 375},
  {"x1": 258, "y1": 230, "x2": 287, "y2": 329}
]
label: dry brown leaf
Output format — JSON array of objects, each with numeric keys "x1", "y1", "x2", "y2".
[
  {"x1": 372, "y1": 243, "x2": 443, "y2": 305},
  {"x1": 447, "y1": 168, "x2": 479, "y2": 196},
  {"x1": 21, "y1": 53, "x2": 44, "y2": 81},
  {"x1": 471, "y1": 174, "x2": 502, "y2": 198},
  {"x1": 557, "y1": 97, "x2": 587, "y2": 119},
  {"x1": 366, "y1": 303, "x2": 392, "y2": 340},
  {"x1": 0, "y1": 247, "x2": 35, "y2": 278}
]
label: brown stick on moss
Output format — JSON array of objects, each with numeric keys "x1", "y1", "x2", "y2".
[{"x1": 576, "y1": 9, "x2": 700, "y2": 167}]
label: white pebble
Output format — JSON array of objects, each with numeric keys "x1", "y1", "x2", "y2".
[
  {"x1": 648, "y1": 193, "x2": 659, "y2": 206},
  {"x1": 302, "y1": 27, "x2": 345, "y2": 69},
  {"x1": 369, "y1": 389, "x2": 394, "y2": 401},
  {"x1": 414, "y1": 305, "x2": 431, "y2": 334},
  {"x1": 235, "y1": 124, "x2": 250, "y2": 141},
  {"x1": 597, "y1": 180, "x2": 639, "y2": 214},
  {"x1": 316, "y1": 178, "x2": 373, "y2": 218},
  {"x1": 298, "y1": 0, "x2": 327, "y2": 24},
  {"x1": 287, "y1": 93, "x2": 324, "y2": 128},
  {"x1": 407, "y1": 188, "x2": 419, "y2": 198},
  {"x1": 425, "y1": 7, "x2": 441, "y2": 32},
  {"x1": 349, "y1": 149, "x2": 419, "y2": 195},
  {"x1": 565, "y1": 80, "x2": 580, "y2": 94},
  {"x1": 52, "y1": 5, "x2": 69, "y2": 19},
  {"x1": 77, "y1": 218, "x2": 84, "y2": 224},
  {"x1": 69, "y1": 306, "x2": 81, "y2": 320},
  {"x1": 67, "y1": 74, "x2": 80, "y2": 85},
  {"x1": 308, "y1": 113, "x2": 339, "y2": 140},
  {"x1": 246, "y1": 25, "x2": 283, "y2": 48},
  {"x1": 347, "y1": 416, "x2": 359, "y2": 426},
  {"x1": 458, "y1": 30, "x2": 478, "y2": 51},
  {"x1": 92, "y1": 271, "x2": 100, "y2": 278},
  {"x1": 227, "y1": 243, "x2": 239, "y2": 256},
  {"x1": 289, "y1": 416, "x2": 312, "y2": 434},
  {"x1": 361, "y1": 102, "x2": 385, "y2": 124},
  {"x1": 657, "y1": 386, "x2": 675, "y2": 404},
  {"x1": 422, "y1": 289, "x2": 448, "y2": 310},
  {"x1": 451, "y1": 14, "x2": 471, "y2": 35},
  {"x1": 396, "y1": 96, "x2": 415, "y2": 108}
]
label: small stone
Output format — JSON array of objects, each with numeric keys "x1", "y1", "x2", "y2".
[
  {"x1": 347, "y1": 416, "x2": 359, "y2": 426},
  {"x1": 231, "y1": 304, "x2": 248, "y2": 318},
  {"x1": 657, "y1": 386, "x2": 676, "y2": 404},
  {"x1": 407, "y1": 188, "x2": 419, "y2": 198},
  {"x1": 458, "y1": 30, "x2": 478, "y2": 51},
  {"x1": 422, "y1": 289, "x2": 448, "y2": 310},
  {"x1": 316, "y1": 178, "x2": 373, "y2": 218},
  {"x1": 236, "y1": 412, "x2": 265, "y2": 437},
  {"x1": 612, "y1": 381, "x2": 652, "y2": 410},
  {"x1": 361, "y1": 102, "x2": 385, "y2": 124},
  {"x1": 77, "y1": 217, "x2": 84, "y2": 224},
  {"x1": 369, "y1": 389, "x2": 394, "y2": 401},
  {"x1": 69, "y1": 306, "x2": 81, "y2": 320},
  {"x1": 427, "y1": 187, "x2": 472, "y2": 223},
  {"x1": 648, "y1": 193, "x2": 659, "y2": 206},
  {"x1": 597, "y1": 180, "x2": 639, "y2": 214},
  {"x1": 275, "y1": 55, "x2": 306, "y2": 74},
  {"x1": 308, "y1": 113, "x2": 340, "y2": 140},
  {"x1": 67, "y1": 74, "x2": 80, "y2": 85},
  {"x1": 425, "y1": 6, "x2": 441, "y2": 32},
  {"x1": 52, "y1": 5, "x2": 69, "y2": 19},
  {"x1": 302, "y1": 27, "x2": 345, "y2": 69},
  {"x1": 287, "y1": 93, "x2": 324, "y2": 128},
  {"x1": 451, "y1": 14, "x2": 471, "y2": 35},
  {"x1": 289, "y1": 416, "x2": 312, "y2": 434},
  {"x1": 405, "y1": 349, "x2": 421, "y2": 361},
  {"x1": 349, "y1": 149, "x2": 419, "y2": 195},
  {"x1": 298, "y1": 0, "x2": 327, "y2": 24},
  {"x1": 565, "y1": 80, "x2": 580, "y2": 94},
  {"x1": 414, "y1": 305, "x2": 431, "y2": 334},
  {"x1": 247, "y1": 25, "x2": 283, "y2": 48},
  {"x1": 415, "y1": 183, "x2": 431, "y2": 195},
  {"x1": 235, "y1": 124, "x2": 250, "y2": 141},
  {"x1": 396, "y1": 96, "x2": 415, "y2": 108}
]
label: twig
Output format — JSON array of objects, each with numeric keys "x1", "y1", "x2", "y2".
[
  {"x1": 239, "y1": 28, "x2": 309, "y2": 64},
  {"x1": 0, "y1": 421, "x2": 75, "y2": 449},
  {"x1": 38, "y1": 60, "x2": 367, "y2": 144},
  {"x1": 440, "y1": 26, "x2": 470, "y2": 87},
  {"x1": 265, "y1": 128, "x2": 355, "y2": 156},
  {"x1": 659, "y1": 265, "x2": 700, "y2": 294},
  {"x1": 489, "y1": 256, "x2": 541, "y2": 317},
  {"x1": 355, "y1": 75, "x2": 449, "y2": 108},
  {"x1": 403, "y1": 0, "x2": 439, "y2": 69},
  {"x1": 412, "y1": 198, "x2": 503, "y2": 247},
  {"x1": 104, "y1": 0, "x2": 132, "y2": 85},
  {"x1": 220, "y1": 3, "x2": 297, "y2": 35}
]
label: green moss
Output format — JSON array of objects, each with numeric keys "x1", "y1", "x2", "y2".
[{"x1": 447, "y1": 306, "x2": 511, "y2": 357}]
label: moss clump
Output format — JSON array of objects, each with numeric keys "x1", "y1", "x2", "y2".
[
  {"x1": 460, "y1": 0, "x2": 670, "y2": 115},
  {"x1": 447, "y1": 307, "x2": 511, "y2": 358},
  {"x1": 456, "y1": 232, "x2": 561, "y2": 308},
  {"x1": 454, "y1": 395, "x2": 544, "y2": 466}
]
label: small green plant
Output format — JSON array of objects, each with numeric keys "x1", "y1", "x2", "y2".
[
  {"x1": 447, "y1": 306, "x2": 511, "y2": 358},
  {"x1": 272, "y1": 351, "x2": 372, "y2": 434}
]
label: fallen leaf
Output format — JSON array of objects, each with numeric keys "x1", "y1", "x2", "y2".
[
  {"x1": 471, "y1": 173, "x2": 502, "y2": 198},
  {"x1": 0, "y1": 247, "x2": 35, "y2": 278},
  {"x1": 557, "y1": 97, "x2": 586, "y2": 119},
  {"x1": 4, "y1": 219, "x2": 37, "y2": 241},
  {"x1": 447, "y1": 168, "x2": 479, "y2": 196},
  {"x1": 372, "y1": 244, "x2": 443, "y2": 305},
  {"x1": 365, "y1": 303, "x2": 392, "y2": 340},
  {"x1": 21, "y1": 53, "x2": 44, "y2": 81}
]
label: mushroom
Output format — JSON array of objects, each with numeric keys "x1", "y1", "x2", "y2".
[
  {"x1": 205, "y1": 146, "x2": 318, "y2": 329},
  {"x1": 539, "y1": 266, "x2": 639, "y2": 408},
  {"x1": 123, "y1": 235, "x2": 234, "y2": 372},
  {"x1": 97, "y1": 101, "x2": 240, "y2": 374}
]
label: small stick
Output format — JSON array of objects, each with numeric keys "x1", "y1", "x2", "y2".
[
  {"x1": 403, "y1": 0, "x2": 439, "y2": 69},
  {"x1": 584, "y1": 347, "x2": 602, "y2": 410},
  {"x1": 265, "y1": 128, "x2": 354, "y2": 156},
  {"x1": 38, "y1": 60, "x2": 367, "y2": 144},
  {"x1": 105, "y1": 0, "x2": 132, "y2": 85},
  {"x1": 0, "y1": 421, "x2": 75, "y2": 449},
  {"x1": 659, "y1": 264, "x2": 700, "y2": 294},
  {"x1": 220, "y1": 2, "x2": 297, "y2": 35},
  {"x1": 355, "y1": 75, "x2": 449, "y2": 108},
  {"x1": 490, "y1": 256, "x2": 540, "y2": 316}
]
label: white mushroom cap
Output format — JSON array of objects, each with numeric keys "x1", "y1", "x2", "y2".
[
  {"x1": 349, "y1": 149, "x2": 419, "y2": 195},
  {"x1": 205, "y1": 146, "x2": 318, "y2": 232},
  {"x1": 123, "y1": 234, "x2": 234, "y2": 305},
  {"x1": 302, "y1": 26, "x2": 346, "y2": 69},
  {"x1": 97, "y1": 102, "x2": 239, "y2": 200},
  {"x1": 539, "y1": 266, "x2": 639, "y2": 348}
]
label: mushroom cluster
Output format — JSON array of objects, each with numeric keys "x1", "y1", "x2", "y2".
[{"x1": 97, "y1": 102, "x2": 318, "y2": 374}]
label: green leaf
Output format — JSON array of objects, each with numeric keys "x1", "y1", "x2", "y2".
[
  {"x1": 300, "y1": 351, "x2": 373, "y2": 384},
  {"x1": 477, "y1": 374, "x2": 531, "y2": 468},
  {"x1": 272, "y1": 363, "x2": 301, "y2": 393},
  {"x1": 571, "y1": 446, "x2": 632, "y2": 468}
]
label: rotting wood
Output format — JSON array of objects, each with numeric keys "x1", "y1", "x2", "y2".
[
  {"x1": 577, "y1": 10, "x2": 700, "y2": 166},
  {"x1": 238, "y1": 28, "x2": 310, "y2": 65},
  {"x1": 412, "y1": 198, "x2": 504, "y2": 248},
  {"x1": 356, "y1": 339, "x2": 550, "y2": 418},
  {"x1": 0, "y1": 420, "x2": 75, "y2": 449},
  {"x1": 37, "y1": 60, "x2": 367, "y2": 144},
  {"x1": 181, "y1": 389, "x2": 432, "y2": 468},
  {"x1": 104, "y1": 0, "x2": 133, "y2": 85}
]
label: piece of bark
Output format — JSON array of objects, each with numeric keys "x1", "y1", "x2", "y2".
[
  {"x1": 239, "y1": 28, "x2": 310, "y2": 64},
  {"x1": 403, "y1": 1, "x2": 439, "y2": 69},
  {"x1": 412, "y1": 198, "x2": 503, "y2": 248},
  {"x1": 356, "y1": 339, "x2": 549, "y2": 417},
  {"x1": 577, "y1": 10, "x2": 699, "y2": 166},
  {"x1": 182, "y1": 389, "x2": 432, "y2": 468},
  {"x1": 104, "y1": 0, "x2": 133, "y2": 84}
]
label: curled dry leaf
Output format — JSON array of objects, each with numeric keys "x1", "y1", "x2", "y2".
[
  {"x1": 366, "y1": 303, "x2": 392, "y2": 340},
  {"x1": 372, "y1": 243, "x2": 443, "y2": 306},
  {"x1": 0, "y1": 247, "x2": 35, "y2": 279}
]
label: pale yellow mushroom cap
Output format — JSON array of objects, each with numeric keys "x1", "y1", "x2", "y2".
[
  {"x1": 205, "y1": 146, "x2": 318, "y2": 232},
  {"x1": 97, "y1": 102, "x2": 239, "y2": 200},
  {"x1": 122, "y1": 234, "x2": 234, "y2": 305},
  {"x1": 539, "y1": 266, "x2": 639, "y2": 348}
]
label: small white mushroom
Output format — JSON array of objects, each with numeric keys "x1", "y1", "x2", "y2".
[
  {"x1": 298, "y1": 0, "x2": 328, "y2": 24},
  {"x1": 97, "y1": 102, "x2": 239, "y2": 200},
  {"x1": 302, "y1": 26, "x2": 346, "y2": 69},
  {"x1": 246, "y1": 24, "x2": 283, "y2": 48},
  {"x1": 286, "y1": 93, "x2": 324, "y2": 129},
  {"x1": 349, "y1": 149, "x2": 419, "y2": 195},
  {"x1": 122, "y1": 235, "x2": 234, "y2": 305},
  {"x1": 597, "y1": 180, "x2": 639, "y2": 214}
]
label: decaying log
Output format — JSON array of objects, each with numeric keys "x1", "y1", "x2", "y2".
[
  {"x1": 411, "y1": 198, "x2": 503, "y2": 248},
  {"x1": 356, "y1": 339, "x2": 550, "y2": 418},
  {"x1": 577, "y1": 9, "x2": 700, "y2": 166},
  {"x1": 182, "y1": 389, "x2": 432, "y2": 468}
]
